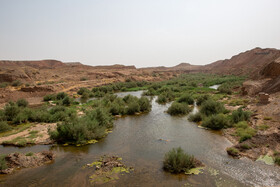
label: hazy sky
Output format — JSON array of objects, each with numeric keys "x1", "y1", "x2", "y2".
[{"x1": 0, "y1": 0, "x2": 280, "y2": 67}]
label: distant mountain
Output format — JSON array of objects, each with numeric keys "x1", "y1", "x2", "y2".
[{"x1": 0, "y1": 60, "x2": 65, "y2": 69}]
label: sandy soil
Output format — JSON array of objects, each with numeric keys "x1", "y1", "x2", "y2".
[{"x1": 0, "y1": 123, "x2": 57, "y2": 146}]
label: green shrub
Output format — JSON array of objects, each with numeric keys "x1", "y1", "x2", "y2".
[
  {"x1": 234, "y1": 121, "x2": 249, "y2": 129},
  {"x1": 16, "y1": 99, "x2": 28, "y2": 108},
  {"x1": 232, "y1": 108, "x2": 251, "y2": 123},
  {"x1": 62, "y1": 96, "x2": 71, "y2": 106},
  {"x1": 0, "y1": 121, "x2": 11, "y2": 133},
  {"x1": 218, "y1": 84, "x2": 232, "y2": 94},
  {"x1": 80, "y1": 77, "x2": 88, "y2": 81},
  {"x1": 200, "y1": 100, "x2": 225, "y2": 116},
  {"x1": 275, "y1": 157, "x2": 280, "y2": 166},
  {"x1": 56, "y1": 92, "x2": 67, "y2": 100},
  {"x1": 202, "y1": 114, "x2": 229, "y2": 130},
  {"x1": 77, "y1": 87, "x2": 90, "y2": 95},
  {"x1": 177, "y1": 94, "x2": 194, "y2": 105},
  {"x1": 25, "y1": 152, "x2": 34, "y2": 156},
  {"x1": 163, "y1": 147, "x2": 196, "y2": 173},
  {"x1": 167, "y1": 102, "x2": 191, "y2": 116},
  {"x1": 196, "y1": 95, "x2": 210, "y2": 106},
  {"x1": 0, "y1": 110, "x2": 7, "y2": 121},
  {"x1": 157, "y1": 94, "x2": 168, "y2": 104},
  {"x1": 43, "y1": 94, "x2": 55, "y2": 102},
  {"x1": 11, "y1": 80, "x2": 22, "y2": 87},
  {"x1": 126, "y1": 101, "x2": 140, "y2": 115},
  {"x1": 0, "y1": 82, "x2": 9, "y2": 88},
  {"x1": 0, "y1": 155, "x2": 8, "y2": 170},
  {"x1": 109, "y1": 102, "x2": 125, "y2": 115},
  {"x1": 50, "y1": 108, "x2": 113, "y2": 144},
  {"x1": 4, "y1": 102, "x2": 20, "y2": 121},
  {"x1": 226, "y1": 147, "x2": 239, "y2": 157},
  {"x1": 138, "y1": 97, "x2": 151, "y2": 112},
  {"x1": 236, "y1": 127, "x2": 256, "y2": 142},
  {"x1": 240, "y1": 144, "x2": 251, "y2": 150},
  {"x1": 188, "y1": 112, "x2": 203, "y2": 122}
]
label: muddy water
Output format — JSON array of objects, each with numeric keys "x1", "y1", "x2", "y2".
[{"x1": 1, "y1": 91, "x2": 280, "y2": 187}]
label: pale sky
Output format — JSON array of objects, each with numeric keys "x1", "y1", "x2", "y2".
[{"x1": 0, "y1": 0, "x2": 280, "y2": 68}]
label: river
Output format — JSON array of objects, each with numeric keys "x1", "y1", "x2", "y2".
[{"x1": 0, "y1": 90, "x2": 279, "y2": 186}]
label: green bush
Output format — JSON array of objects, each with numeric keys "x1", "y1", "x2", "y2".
[
  {"x1": 202, "y1": 114, "x2": 229, "y2": 130},
  {"x1": 157, "y1": 94, "x2": 168, "y2": 104},
  {"x1": 25, "y1": 152, "x2": 34, "y2": 156},
  {"x1": 126, "y1": 101, "x2": 140, "y2": 115},
  {"x1": 4, "y1": 102, "x2": 20, "y2": 121},
  {"x1": 43, "y1": 94, "x2": 55, "y2": 102},
  {"x1": 50, "y1": 108, "x2": 113, "y2": 144},
  {"x1": 11, "y1": 80, "x2": 22, "y2": 87},
  {"x1": 200, "y1": 100, "x2": 225, "y2": 116},
  {"x1": 196, "y1": 95, "x2": 210, "y2": 106},
  {"x1": 0, "y1": 121, "x2": 11, "y2": 133},
  {"x1": 0, "y1": 82, "x2": 9, "y2": 88},
  {"x1": 163, "y1": 147, "x2": 196, "y2": 173},
  {"x1": 218, "y1": 84, "x2": 232, "y2": 94},
  {"x1": 232, "y1": 108, "x2": 251, "y2": 123},
  {"x1": 0, "y1": 155, "x2": 8, "y2": 170},
  {"x1": 62, "y1": 96, "x2": 71, "y2": 106},
  {"x1": 236, "y1": 127, "x2": 256, "y2": 142},
  {"x1": 167, "y1": 102, "x2": 191, "y2": 116},
  {"x1": 16, "y1": 99, "x2": 28, "y2": 108},
  {"x1": 275, "y1": 157, "x2": 280, "y2": 166},
  {"x1": 234, "y1": 121, "x2": 248, "y2": 129},
  {"x1": 177, "y1": 94, "x2": 194, "y2": 105},
  {"x1": 77, "y1": 87, "x2": 90, "y2": 95},
  {"x1": 188, "y1": 112, "x2": 203, "y2": 122},
  {"x1": 0, "y1": 110, "x2": 6, "y2": 121},
  {"x1": 138, "y1": 97, "x2": 151, "y2": 112},
  {"x1": 109, "y1": 102, "x2": 125, "y2": 115},
  {"x1": 56, "y1": 92, "x2": 67, "y2": 100}
]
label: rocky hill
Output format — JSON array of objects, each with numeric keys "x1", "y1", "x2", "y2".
[{"x1": 203, "y1": 48, "x2": 280, "y2": 76}]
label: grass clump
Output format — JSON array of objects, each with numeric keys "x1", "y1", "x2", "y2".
[
  {"x1": 231, "y1": 107, "x2": 251, "y2": 123},
  {"x1": 226, "y1": 147, "x2": 239, "y2": 157},
  {"x1": 235, "y1": 121, "x2": 256, "y2": 142},
  {"x1": 0, "y1": 155, "x2": 8, "y2": 170},
  {"x1": 163, "y1": 147, "x2": 196, "y2": 173},
  {"x1": 0, "y1": 82, "x2": 9, "y2": 88},
  {"x1": 25, "y1": 152, "x2": 34, "y2": 156},
  {"x1": 167, "y1": 102, "x2": 191, "y2": 116},
  {"x1": 257, "y1": 124, "x2": 269, "y2": 131},
  {"x1": 202, "y1": 114, "x2": 230, "y2": 130}
]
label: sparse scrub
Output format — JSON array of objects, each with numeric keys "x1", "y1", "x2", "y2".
[
  {"x1": 196, "y1": 95, "x2": 210, "y2": 106},
  {"x1": 11, "y1": 80, "x2": 22, "y2": 87}
]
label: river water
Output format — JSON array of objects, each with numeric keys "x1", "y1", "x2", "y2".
[{"x1": 1, "y1": 91, "x2": 280, "y2": 186}]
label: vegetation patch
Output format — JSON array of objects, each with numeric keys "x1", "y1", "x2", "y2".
[
  {"x1": 167, "y1": 102, "x2": 191, "y2": 116},
  {"x1": 226, "y1": 147, "x2": 239, "y2": 158},
  {"x1": 202, "y1": 114, "x2": 230, "y2": 130},
  {"x1": 256, "y1": 155, "x2": 274, "y2": 165},
  {"x1": 86, "y1": 155, "x2": 132, "y2": 185},
  {"x1": 163, "y1": 147, "x2": 203, "y2": 174}
]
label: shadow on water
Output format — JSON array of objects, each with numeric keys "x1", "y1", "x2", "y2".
[{"x1": 1, "y1": 90, "x2": 280, "y2": 186}]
